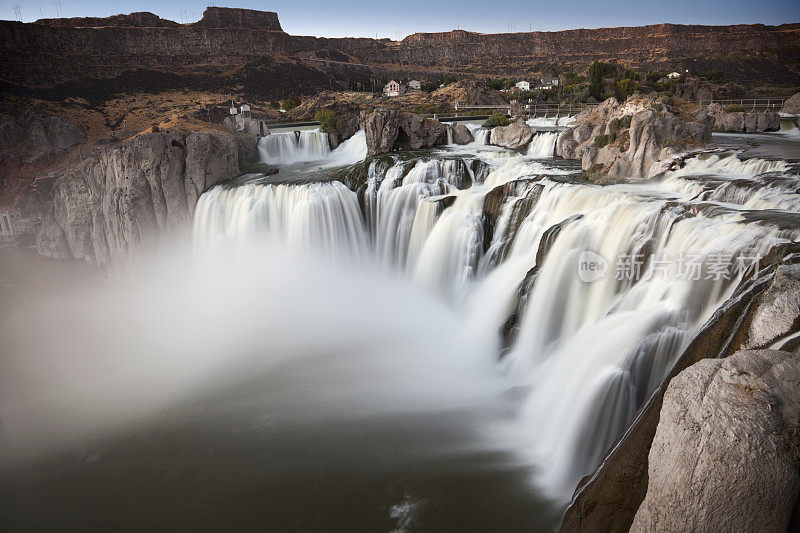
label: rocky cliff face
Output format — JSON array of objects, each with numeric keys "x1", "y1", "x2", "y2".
[
  {"x1": 37, "y1": 131, "x2": 248, "y2": 273},
  {"x1": 631, "y1": 349, "x2": 800, "y2": 532},
  {"x1": 0, "y1": 11, "x2": 798, "y2": 100},
  {"x1": 556, "y1": 96, "x2": 714, "y2": 181},
  {"x1": 0, "y1": 110, "x2": 85, "y2": 205},
  {"x1": 395, "y1": 24, "x2": 800, "y2": 84}
]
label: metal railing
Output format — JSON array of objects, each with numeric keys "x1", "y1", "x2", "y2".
[
  {"x1": 697, "y1": 98, "x2": 786, "y2": 111},
  {"x1": 454, "y1": 101, "x2": 599, "y2": 114}
]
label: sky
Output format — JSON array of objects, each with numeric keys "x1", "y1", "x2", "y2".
[{"x1": 2, "y1": 0, "x2": 799, "y2": 39}]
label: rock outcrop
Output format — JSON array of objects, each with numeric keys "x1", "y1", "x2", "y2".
[
  {"x1": 451, "y1": 124, "x2": 474, "y2": 145},
  {"x1": 37, "y1": 131, "x2": 246, "y2": 272},
  {"x1": 705, "y1": 103, "x2": 780, "y2": 132},
  {"x1": 742, "y1": 264, "x2": 800, "y2": 350},
  {"x1": 556, "y1": 95, "x2": 714, "y2": 181},
  {"x1": 0, "y1": 111, "x2": 84, "y2": 163},
  {"x1": 443, "y1": 80, "x2": 509, "y2": 107},
  {"x1": 0, "y1": 110, "x2": 85, "y2": 205},
  {"x1": 631, "y1": 349, "x2": 800, "y2": 532},
  {"x1": 489, "y1": 118, "x2": 534, "y2": 150},
  {"x1": 674, "y1": 77, "x2": 713, "y2": 103},
  {"x1": 782, "y1": 93, "x2": 800, "y2": 115},
  {"x1": 360, "y1": 109, "x2": 446, "y2": 156}
]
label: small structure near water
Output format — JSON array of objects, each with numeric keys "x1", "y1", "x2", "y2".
[{"x1": 225, "y1": 103, "x2": 270, "y2": 136}]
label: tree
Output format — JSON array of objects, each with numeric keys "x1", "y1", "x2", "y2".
[{"x1": 589, "y1": 61, "x2": 618, "y2": 100}]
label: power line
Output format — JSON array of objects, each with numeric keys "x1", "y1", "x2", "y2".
[{"x1": 13, "y1": 4, "x2": 22, "y2": 21}]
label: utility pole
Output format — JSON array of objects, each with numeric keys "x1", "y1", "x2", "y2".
[{"x1": 13, "y1": 4, "x2": 21, "y2": 21}]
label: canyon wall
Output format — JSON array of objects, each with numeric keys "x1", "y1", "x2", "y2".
[
  {"x1": 37, "y1": 130, "x2": 254, "y2": 273},
  {"x1": 1, "y1": 8, "x2": 798, "y2": 101}
]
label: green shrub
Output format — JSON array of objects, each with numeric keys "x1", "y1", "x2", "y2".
[
  {"x1": 314, "y1": 109, "x2": 337, "y2": 134},
  {"x1": 482, "y1": 111, "x2": 510, "y2": 128},
  {"x1": 594, "y1": 134, "x2": 610, "y2": 148},
  {"x1": 609, "y1": 115, "x2": 633, "y2": 133},
  {"x1": 281, "y1": 97, "x2": 300, "y2": 111},
  {"x1": 726, "y1": 104, "x2": 746, "y2": 113},
  {"x1": 151, "y1": 124, "x2": 160, "y2": 133}
]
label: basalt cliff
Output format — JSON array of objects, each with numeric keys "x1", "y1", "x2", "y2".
[{"x1": 1, "y1": 8, "x2": 799, "y2": 101}]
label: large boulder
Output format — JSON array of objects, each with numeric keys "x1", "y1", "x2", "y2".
[
  {"x1": 706, "y1": 104, "x2": 780, "y2": 133},
  {"x1": 674, "y1": 77, "x2": 714, "y2": 103},
  {"x1": 490, "y1": 118, "x2": 534, "y2": 150},
  {"x1": 360, "y1": 109, "x2": 446, "y2": 156},
  {"x1": 743, "y1": 264, "x2": 800, "y2": 349},
  {"x1": 782, "y1": 93, "x2": 800, "y2": 115},
  {"x1": 399, "y1": 113, "x2": 448, "y2": 149},
  {"x1": 36, "y1": 131, "x2": 242, "y2": 273},
  {"x1": 557, "y1": 95, "x2": 714, "y2": 181},
  {"x1": 757, "y1": 112, "x2": 780, "y2": 132},
  {"x1": 451, "y1": 124, "x2": 474, "y2": 144},
  {"x1": 631, "y1": 349, "x2": 800, "y2": 532},
  {"x1": 722, "y1": 111, "x2": 746, "y2": 131},
  {"x1": 361, "y1": 109, "x2": 402, "y2": 156}
]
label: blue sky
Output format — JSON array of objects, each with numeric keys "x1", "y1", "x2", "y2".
[{"x1": 2, "y1": 0, "x2": 799, "y2": 38}]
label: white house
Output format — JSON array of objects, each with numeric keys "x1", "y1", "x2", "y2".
[
  {"x1": 666, "y1": 71, "x2": 682, "y2": 79},
  {"x1": 383, "y1": 80, "x2": 408, "y2": 97},
  {"x1": 515, "y1": 80, "x2": 530, "y2": 92},
  {"x1": 408, "y1": 80, "x2": 422, "y2": 91},
  {"x1": 537, "y1": 76, "x2": 560, "y2": 89}
]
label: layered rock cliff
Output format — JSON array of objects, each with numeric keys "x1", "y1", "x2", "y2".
[
  {"x1": 37, "y1": 131, "x2": 251, "y2": 272},
  {"x1": 1, "y1": 9, "x2": 798, "y2": 101}
]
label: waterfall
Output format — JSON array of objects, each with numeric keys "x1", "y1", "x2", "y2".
[
  {"x1": 780, "y1": 118, "x2": 800, "y2": 136},
  {"x1": 527, "y1": 132, "x2": 557, "y2": 158},
  {"x1": 473, "y1": 128, "x2": 491, "y2": 145},
  {"x1": 193, "y1": 181, "x2": 369, "y2": 261},
  {"x1": 258, "y1": 129, "x2": 331, "y2": 164},
  {"x1": 193, "y1": 134, "x2": 799, "y2": 503},
  {"x1": 329, "y1": 130, "x2": 368, "y2": 165},
  {"x1": 527, "y1": 117, "x2": 558, "y2": 128}
]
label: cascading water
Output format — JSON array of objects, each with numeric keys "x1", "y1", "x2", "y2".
[
  {"x1": 527, "y1": 132, "x2": 558, "y2": 158},
  {"x1": 258, "y1": 129, "x2": 331, "y2": 164},
  {"x1": 191, "y1": 129, "x2": 800, "y2": 506}
]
